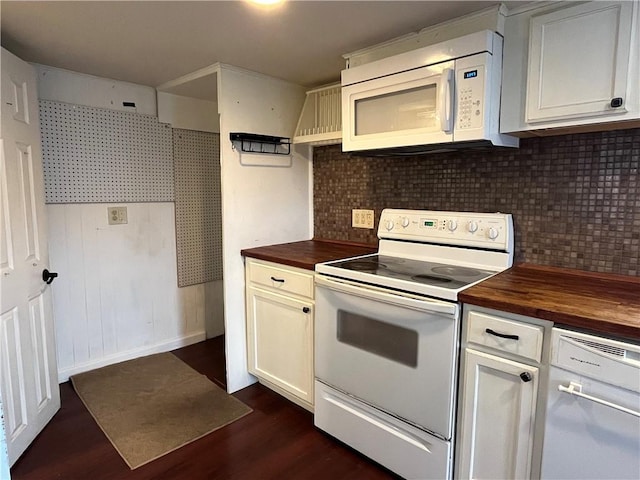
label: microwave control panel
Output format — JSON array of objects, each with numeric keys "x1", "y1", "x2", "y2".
[{"x1": 457, "y1": 63, "x2": 485, "y2": 130}]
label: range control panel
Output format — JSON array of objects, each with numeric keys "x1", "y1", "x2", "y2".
[{"x1": 378, "y1": 209, "x2": 513, "y2": 251}]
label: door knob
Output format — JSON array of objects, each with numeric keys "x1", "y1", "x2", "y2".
[{"x1": 42, "y1": 269, "x2": 58, "y2": 284}]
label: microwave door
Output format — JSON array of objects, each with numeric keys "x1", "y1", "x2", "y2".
[{"x1": 342, "y1": 61, "x2": 455, "y2": 152}]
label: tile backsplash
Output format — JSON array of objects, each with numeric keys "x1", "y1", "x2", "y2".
[{"x1": 313, "y1": 127, "x2": 640, "y2": 276}]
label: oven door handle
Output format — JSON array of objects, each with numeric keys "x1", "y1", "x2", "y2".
[{"x1": 315, "y1": 275, "x2": 457, "y2": 316}]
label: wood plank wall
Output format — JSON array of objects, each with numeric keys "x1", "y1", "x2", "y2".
[{"x1": 47, "y1": 203, "x2": 211, "y2": 382}]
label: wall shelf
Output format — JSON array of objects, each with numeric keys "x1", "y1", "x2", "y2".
[
  {"x1": 230, "y1": 132, "x2": 291, "y2": 155},
  {"x1": 293, "y1": 83, "x2": 342, "y2": 146}
]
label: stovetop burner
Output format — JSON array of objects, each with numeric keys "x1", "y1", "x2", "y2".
[
  {"x1": 341, "y1": 260, "x2": 388, "y2": 273},
  {"x1": 327, "y1": 254, "x2": 495, "y2": 291},
  {"x1": 411, "y1": 274, "x2": 454, "y2": 285},
  {"x1": 431, "y1": 266, "x2": 485, "y2": 277}
]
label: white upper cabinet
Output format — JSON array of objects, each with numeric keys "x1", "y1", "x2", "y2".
[
  {"x1": 501, "y1": 1, "x2": 640, "y2": 134},
  {"x1": 527, "y1": 1, "x2": 633, "y2": 122}
]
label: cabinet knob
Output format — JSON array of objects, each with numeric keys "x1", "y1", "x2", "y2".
[
  {"x1": 520, "y1": 372, "x2": 533, "y2": 383},
  {"x1": 302, "y1": 307, "x2": 311, "y2": 314},
  {"x1": 610, "y1": 97, "x2": 624, "y2": 108}
]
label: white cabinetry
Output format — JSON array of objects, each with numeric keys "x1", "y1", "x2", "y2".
[
  {"x1": 456, "y1": 307, "x2": 552, "y2": 480},
  {"x1": 501, "y1": 1, "x2": 640, "y2": 134},
  {"x1": 245, "y1": 258, "x2": 314, "y2": 411}
]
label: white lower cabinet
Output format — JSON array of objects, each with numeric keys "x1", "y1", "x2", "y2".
[
  {"x1": 245, "y1": 259, "x2": 314, "y2": 410},
  {"x1": 456, "y1": 306, "x2": 551, "y2": 480},
  {"x1": 457, "y1": 349, "x2": 539, "y2": 480}
]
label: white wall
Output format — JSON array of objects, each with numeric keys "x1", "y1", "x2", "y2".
[
  {"x1": 217, "y1": 65, "x2": 309, "y2": 393},
  {"x1": 48, "y1": 203, "x2": 207, "y2": 381},
  {"x1": 34, "y1": 64, "x2": 157, "y2": 115},
  {"x1": 157, "y1": 92, "x2": 219, "y2": 133},
  {"x1": 37, "y1": 63, "x2": 310, "y2": 391},
  {"x1": 36, "y1": 68, "x2": 222, "y2": 382}
]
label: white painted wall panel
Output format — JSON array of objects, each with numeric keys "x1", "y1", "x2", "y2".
[
  {"x1": 205, "y1": 280, "x2": 225, "y2": 339},
  {"x1": 36, "y1": 66, "x2": 223, "y2": 384},
  {"x1": 34, "y1": 64, "x2": 157, "y2": 115},
  {"x1": 48, "y1": 203, "x2": 208, "y2": 382},
  {"x1": 157, "y1": 92, "x2": 219, "y2": 133},
  {"x1": 217, "y1": 65, "x2": 309, "y2": 393}
]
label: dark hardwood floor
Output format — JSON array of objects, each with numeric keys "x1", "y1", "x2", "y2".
[{"x1": 10, "y1": 336, "x2": 400, "y2": 480}]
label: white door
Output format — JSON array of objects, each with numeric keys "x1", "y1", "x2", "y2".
[
  {"x1": 246, "y1": 286, "x2": 313, "y2": 404},
  {"x1": 456, "y1": 348, "x2": 538, "y2": 480},
  {"x1": 0, "y1": 47, "x2": 60, "y2": 466}
]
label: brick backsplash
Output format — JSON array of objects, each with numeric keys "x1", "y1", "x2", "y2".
[{"x1": 313, "y1": 127, "x2": 640, "y2": 276}]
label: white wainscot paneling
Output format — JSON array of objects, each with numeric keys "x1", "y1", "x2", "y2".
[{"x1": 47, "y1": 203, "x2": 209, "y2": 382}]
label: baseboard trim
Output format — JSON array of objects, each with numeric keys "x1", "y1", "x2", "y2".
[{"x1": 57, "y1": 331, "x2": 207, "y2": 383}]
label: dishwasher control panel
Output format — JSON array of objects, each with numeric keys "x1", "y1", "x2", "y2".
[{"x1": 551, "y1": 328, "x2": 640, "y2": 393}]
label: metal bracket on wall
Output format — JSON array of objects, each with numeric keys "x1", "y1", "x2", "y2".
[{"x1": 230, "y1": 132, "x2": 291, "y2": 156}]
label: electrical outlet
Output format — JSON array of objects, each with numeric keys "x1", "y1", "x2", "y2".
[
  {"x1": 352, "y1": 209, "x2": 375, "y2": 229},
  {"x1": 108, "y1": 206, "x2": 128, "y2": 225}
]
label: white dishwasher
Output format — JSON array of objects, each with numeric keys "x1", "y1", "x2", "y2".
[{"x1": 541, "y1": 327, "x2": 640, "y2": 479}]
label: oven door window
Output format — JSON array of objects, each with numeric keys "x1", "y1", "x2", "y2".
[{"x1": 337, "y1": 310, "x2": 418, "y2": 367}]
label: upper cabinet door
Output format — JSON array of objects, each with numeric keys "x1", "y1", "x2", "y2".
[{"x1": 525, "y1": 1, "x2": 634, "y2": 123}]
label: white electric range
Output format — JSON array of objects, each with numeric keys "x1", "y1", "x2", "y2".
[{"x1": 314, "y1": 209, "x2": 514, "y2": 479}]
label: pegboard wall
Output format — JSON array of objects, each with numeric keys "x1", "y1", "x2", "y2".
[
  {"x1": 39, "y1": 100, "x2": 174, "y2": 203},
  {"x1": 173, "y1": 129, "x2": 223, "y2": 286}
]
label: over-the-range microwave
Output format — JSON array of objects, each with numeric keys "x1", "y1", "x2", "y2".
[{"x1": 341, "y1": 30, "x2": 519, "y2": 155}]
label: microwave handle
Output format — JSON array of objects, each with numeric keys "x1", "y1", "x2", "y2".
[{"x1": 439, "y1": 68, "x2": 454, "y2": 133}]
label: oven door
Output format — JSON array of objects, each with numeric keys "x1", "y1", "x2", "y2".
[{"x1": 315, "y1": 275, "x2": 459, "y2": 439}]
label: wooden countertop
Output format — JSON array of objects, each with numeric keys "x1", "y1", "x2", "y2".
[
  {"x1": 459, "y1": 263, "x2": 640, "y2": 341},
  {"x1": 241, "y1": 239, "x2": 377, "y2": 271},
  {"x1": 242, "y1": 241, "x2": 639, "y2": 340}
]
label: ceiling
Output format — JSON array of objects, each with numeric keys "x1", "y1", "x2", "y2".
[{"x1": 2, "y1": 1, "x2": 517, "y2": 96}]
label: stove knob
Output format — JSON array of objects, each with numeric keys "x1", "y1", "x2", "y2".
[
  {"x1": 468, "y1": 221, "x2": 479, "y2": 233},
  {"x1": 487, "y1": 227, "x2": 499, "y2": 240},
  {"x1": 385, "y1": 219, "x2": 395, "y2": 231},
  {"x1": 447, "y1": 219, "x2": 458, "y2": 232},
  {"x1": 400, "y1": 216, "x2": 410, "y2": 228}
]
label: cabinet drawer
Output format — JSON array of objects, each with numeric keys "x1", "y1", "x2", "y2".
[
  {"x1": 466, "y1": 311, "x2": 544, "y2": 362},
  {"x1": 247, "y1": 260, "x2": 314, "y2": 299}
]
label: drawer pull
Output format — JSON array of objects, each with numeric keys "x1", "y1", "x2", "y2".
[
  {"x1": 485, "y1": 328, "x2": 519, "y2": 341},
  {"x1": 302, "y1": 307, "x2": 311, "y2": 314},
  {"x1": 270, "y1": 276, "x2": 285, "y2": 283}
]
